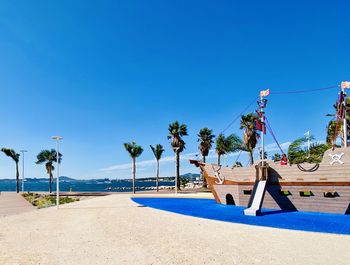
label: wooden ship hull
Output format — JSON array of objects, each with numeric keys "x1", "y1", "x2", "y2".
[{"x1": 191, "y1": 147, "x2": 350, "y2": 214}]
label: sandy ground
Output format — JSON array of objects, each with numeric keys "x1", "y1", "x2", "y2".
[{"x1": 0, "y1": 193, "x2": 350, "y2": 265}]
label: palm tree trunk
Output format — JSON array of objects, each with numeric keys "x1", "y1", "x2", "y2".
[
  {"x1": 156, "y1": 159, "x2": 159, "y2": 192},
  {"x1": 15, "y1": 162, "x2": 19, "y2": 193},
  {"x1": 217, "y1": 154, "x2": 221, "y2": 166},
  {"x1": 202, "y1": 156, "x2": 207, "y2": 188},
  {"x1": 132, "y1": 157, "x2": 136, "y2": 194},
  {"x1": 176, "y1": 150, "x2": 180, "y2": 190},
  {"x1": 249, "y1": 150, "x2": 254, "y2": 165},
  {"x1": 49, "y1": 167, "x2": 52, "y2": 193}
]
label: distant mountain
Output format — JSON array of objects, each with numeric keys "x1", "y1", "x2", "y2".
[
  {"x1": 60, "y1": 176, "x2": 76, "y2": 181},
  {"x1": 131, "y1": 173, "x2": 200, "y2": 182},
  {"x1": 180, "y1": 173, "x2": 201, "y2": 181},
  {"x1": 0, "y1": 173, "x2": 200, "y2": 183},
  {"x1": 0, "y1": 176, "x2": 78, "y2": 183},
  {"x1": 23, "y1": 176, "x2": 77, "y2": 182}
]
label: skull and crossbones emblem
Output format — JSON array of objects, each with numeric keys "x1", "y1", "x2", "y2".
[{"x1": 329, "y1": 153, "x2": 344, "y2": 165}]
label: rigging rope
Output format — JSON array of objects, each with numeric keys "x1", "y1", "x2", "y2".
[
  {"x1": 270, "y1": 85, "x2": 338, "y2": 95},
  {"x1": 232, "y1": 150, "x2": 243, "y2": 168},
  {"x1": 213, "y1": 84, "x2": 339, "y2": 169},
  {"x1": 266, "y1": 115, "x2": 320, "y2": 172},
  {"x1": 265, "y1": 117, "x2": 285, "y2": 154},
  {"x1": 219, "y1": 85, "x2": 338, "y2": 135},
  {"x1": 220, "y1": 97, "x2": 259, "y2": 134}
]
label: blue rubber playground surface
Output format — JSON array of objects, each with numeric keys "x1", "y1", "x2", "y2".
[{"x1": 132, "y1": 198, "x2": 350, "y2": 235}]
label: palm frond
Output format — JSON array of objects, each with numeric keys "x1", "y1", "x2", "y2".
[
  {"x1": 287, "y1": 135, "x2": 320, "y2": 164},
  {"x1": 124, "y1": 141, "x2": 143, "y2": 158},
  {"x1": 150, "y1": 144, "x2": 164, "y2": 160},
  {"x1": 168, "y1": 121, "x2": 188, "y2": 153},
  {"x1": 240, "y1": 113, "x2": 260, "y2": 152},
  {"x1": 215, "y1": 133, "x2": 244, "y2": 156},
  {"x1": 36, "y1": 149, "x2": 62, "y2": 165},
  {"x1": 1, "y1": 148, "x2": 20, "y2": 163},
  {"x1": 197, "y1": 128, "x2": 215, "y2": 157}
]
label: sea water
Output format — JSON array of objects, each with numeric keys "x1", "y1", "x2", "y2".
[{"x1": 0, "y1": 179, "x2": 175, "y2": 192}]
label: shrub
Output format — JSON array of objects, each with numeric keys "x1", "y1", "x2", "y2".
[{"x1": 22, "y1": 192, "x2": 79, "y2": 209}]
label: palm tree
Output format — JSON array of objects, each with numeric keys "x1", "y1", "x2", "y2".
[
  {"x1": 288, "y1": 136, "x2": 328, "y2": 164},
  {"x1": 240, "y1": 113, "x2": 260, "y2": 165},
  {"x1": 271, "y1": 153, "x2": 281, "y2": 162},
  {"x1": 168, "y1": 121, "x2": 188, "y2": 190},
  {"x1": 197, "y1": 128, "x2": 215, "y2": 188},
  {"x1": 36, "y1": 149, "x2": 62, "y2": 193},
  {"x1": 1, "y1": 148, "x2": 20, "y2": 193},
  {"x1": 326, "y1": 103, "x2": 343, "y2": 147},
  {"x1": 326, "y1": 98, "x2": 350, "y2": 147},
  {"x1": 150, "y1": 144, "x2": 165, "y2": 192},
  {"x1": 124, "y1": 141, "x2": 143, "y2": 194},
  {"x1": 233, "y1": 161, "x2": 243, "y2": 167},
  {"x1": 326, "y1": 120, "x2": 339, "y2": 147},
  {"x1": 259, "y1": 150, "x2": 268, "y2": 160},
  {"x1": 197, "y1": 128, "x2": 215, "y2": 163},
  {"x1": 215, "y1": 133, "x2": 243, "y2": 165}
]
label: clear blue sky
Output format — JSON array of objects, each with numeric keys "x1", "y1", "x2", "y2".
[{"x1": 0, "y1": 1, "x2": 349, "y2": 179}]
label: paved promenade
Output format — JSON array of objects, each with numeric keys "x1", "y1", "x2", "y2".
[{"x1": 0, "y1": 192, "x2": 35, "y2": 217}]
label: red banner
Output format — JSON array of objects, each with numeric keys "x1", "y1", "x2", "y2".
[{"x1": 255, "y1": 120, "x2": 266, "y2": 134}]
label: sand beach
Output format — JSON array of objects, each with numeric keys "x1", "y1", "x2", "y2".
[{"x1": 0, "y1": 193, "x2": 349, "y2": 265}]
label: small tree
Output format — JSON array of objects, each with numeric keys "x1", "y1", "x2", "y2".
[
  {"x1": 259, "y1": 150, "x2": 268, "y2": 160},
  {"x1": 288, "y1": 136, "x2": 328, "y2": 164},
  {"x1": 233, "y1": 161, "x2": 243, "y2": 168},
  {"x1": 271, "y1": 153, "x2": 281, "y2": 162},
  {"x1": 180, "y1": 177, "x2": 189, "y2": 188},
  {"x1": 124, "y1": 141, "x2": 143, "y2": 193},
  {"x1": 1, "y1": 148, "x2": 20, "y2": 193}
]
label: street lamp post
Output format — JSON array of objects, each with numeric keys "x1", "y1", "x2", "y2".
[
  {"x1": 20, "y1": 150, "x2": 27, "y2": 193},
  {"x1": 304, "y1": 131, "x2": 311, "y2": 158},
  {"x1": 52, "y1": 136, "x2": 63, "y2": 209}
]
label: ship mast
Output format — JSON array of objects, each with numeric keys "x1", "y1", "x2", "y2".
[
  {"x1": 258, "y1": 89, "x2": 269, "y2": 165},
  {"x1": 341, "y1": 81, "x2": 350, "y2": 147},
  {"x1": 243, "y1": 89, "x2": 269, "y2": 216}
]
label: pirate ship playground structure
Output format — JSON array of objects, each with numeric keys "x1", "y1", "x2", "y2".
[{"x1": 191, "y1": 82, "x2": 350, "y2": 215}]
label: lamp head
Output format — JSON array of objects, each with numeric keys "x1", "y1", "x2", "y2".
[{"x1": 52, "y1": 136, "x2": 63, "y2": 141}]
